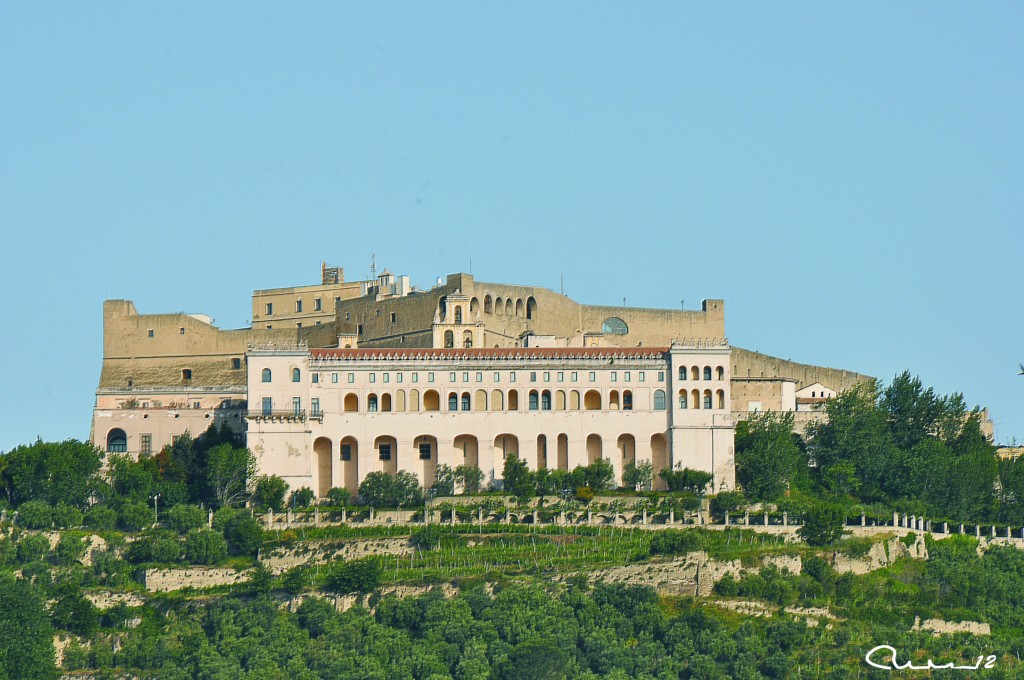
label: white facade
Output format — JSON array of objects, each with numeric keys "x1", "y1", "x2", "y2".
[{"x1": 245, "y1": 344, "x2": 736, "y2": 497}]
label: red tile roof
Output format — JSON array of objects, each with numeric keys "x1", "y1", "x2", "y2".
[{"x1": 311, "y1": 347, "x2": 670, "y2": 362}]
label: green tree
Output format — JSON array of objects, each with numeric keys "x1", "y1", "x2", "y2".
[
  {"x1": 52, "y1": 534, "x2": 87, "y2": 566},
  {"x1": 206, "y1": 444, "x2": 257, "y2": 508},
  {"x1": 252, "y1": 475, "x2": 289, "y2": 511},
  {"x1": 797, "y1": 503, "x2": 847, "y2": 546},
  {"x1": 735, "y1": 412, "x2": 802, "y2": 501},
  {"x1": 325, "y1": 557, "x2": 382, "y2": 594},
  {"x1": 184, "y1": 528, "x2": 228, "y2": 565},
  {"x1": 16, "y1": 534, "x2": 51, "y2": 564},
  {"x1": 431, "y1": 464, "x2": 456, "y2": 496},
  {"x1": 50, "y1": 590, "x2": 99, "y2": 637},
  {"x1": 166, "y1": 503, "x2": 207, "y2": 533},
  {"x1": 502, "y1": 453, "x2": 535, "y2": 499},
  {"x1": 17, "y1": 500, "x2": 52, "y2": 529},
  {"x1": 325, "y1": 487, "x2": 351, "y2": 508},
  {"x1": 1, "y1": 439, "x2": 102, "y2": 508},
  {"x1": 289, "y1": 487, "x2": 315, "y2": 508},
  {"x1": 51, "y1": 502, "x2": 83, "y2": 529},
  {"x1": 622, "y1": 461, "x2": 653, "y2": 491},
  {"x1": 84, "y1": 505, "x2": 117, "y2": 530},
  {"x1": 224, "y1": 514, "x2": 263, "y2": 556},
  {"x1": 125, "y1": 531, "x2": 182, "y2": 564},
  {"x1": 118, "y1": 500, "x2": 153, "y2": 532},
  {"x1": 454, "y1": 464, "x2": 485, "y2": 494},
  {"x1": 0, "y1": 574, "x2": 58, "y2": 679},
  {"x1": 358, "y1": 471, "x2": 423, "y2": 508}
]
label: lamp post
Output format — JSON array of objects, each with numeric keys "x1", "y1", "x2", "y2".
[
  {"x1": 150, "y1": 493, "x2": 161, "y2": 528},
  {"x1": 425, "y1": 488, "x2": 437, "y2": 524}
]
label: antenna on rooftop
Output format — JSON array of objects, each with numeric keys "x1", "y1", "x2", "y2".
[
  {"x1": 681, "y1": 299, "x2": 685, "y2": 310},
  {"x1": 370, "y1": 253, "x2": 377, "y2": 278},
  {"x1": 560, "y1": 273, "x2": 564, "y2": 296}
]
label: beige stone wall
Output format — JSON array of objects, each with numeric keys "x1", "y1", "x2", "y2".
[
  {"x1": 731, "y1": 347, "x2": 873, "y2": 392},
  {"x1": 252, "y1": 280, "x2": 365, "y2": 328},
  {"x1": 730, "y1": 378, "x2": 797, "y2": 413}
]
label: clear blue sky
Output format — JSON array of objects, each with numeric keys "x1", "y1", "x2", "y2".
[{"x1": 1, "y1": 3, "x2": 1021, "y2": 451}]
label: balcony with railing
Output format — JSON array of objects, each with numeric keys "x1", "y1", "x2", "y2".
[{"x1": 246, "y1": 409, "x2": 306, "y2": 423}]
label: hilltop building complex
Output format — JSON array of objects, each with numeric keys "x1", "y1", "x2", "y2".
[{"x1": 92, "y1": 264, "x2": 875, "y2": 494}]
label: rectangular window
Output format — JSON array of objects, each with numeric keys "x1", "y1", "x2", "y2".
[
  {"x1": 450, "y1": 372, "x2": 457, "y2": 382},
  {"x1": 310, "y1": 398, "x2": 320, "y2": 416},
  {"x1": 266, "y1": 303, "x2": 273, "y2": 315},
  {"x1": 589, "y1": 372, "x2": 596, "y2": 382},
  {"x1": 543, "y1": 372, "x2": 550, "y2": 382},
  {"x1": 231, "y1": 358, "x2": 242, "y2": 370},
  {"x1": 624, "y1": 371, "x2": 631, "y2": 381},
  {"x1": 181, "y1": 369, "x2": 192, "y2": 380},
  {"x1": 383, "y1": 373, "x2": 390, "y2": 383},
  {"x1": 375, "y1": 309, "x2": 381, "y2": 317},
  {"x1": 658, "y1": 371, "x2": 665, "y2": 381},
  {"x1": 147, "y1": 329, "x2": 154, "y2": 338},
  {"x1": 314, "y1": 298, "x2": 322, "y2": 311},
  {"x1": 341, "y1": 444, "x2": 352, "y2": 461},
  {"x1": 379, "y1": 443, "x2": 392, "y2": 461},
  {"x1": 494, "y1": 372, "x2": 500, "y2": 382},
  {"x1": 611, "y1": 371, "x2": 617, "y2": 382},
  {"x1": 315, "y1": 321, "x2": 321, "y2": 325},
  {"x1": 348, "y1": 373, "x2": 355, "y2": 383},
  {"x1": 345, "y1": 312, "x2": 351, "y2": 320},
  {"x1": 193, "y1": 401, "x2": 200, "y2": 409},
  {"x1": 419, "y1": 443, "x2": 431, "y2": 460},
  {"x1": 140, "y1": 434, "x2": 152, "y2": 455},
  {"x1": 390, "y1": 312, "x2": 397, "y2": 323},
  {"x1": 262, "y1": 397, "x2": 272, "y2": 416},
  {"x1": 357, "y1": 324, "x2": 363, "y2": 335},
  {"x1": 639, "y1": 371, "x2": 645, "y2": 382},
  {"x1": 179, "y1": 327, "x2": 185, "y2": 335},
  {"x1": 463, "y1": 372, "x2": 470, "y2": 382},
  {"x1": 332, "y1": 373, "x2": 338, "y2": 383},
  {"x1": 428, "y1": 373, "x2": 435, "y2": 382},
  {"x1": 557, "y1": 371, "x2": 564, "y2": 381},
  {"x1": 476, "y1": 372, "x2": 483, "y2": 382},
  {"x1": 295, "y1": 299, "x2": 303, "y2": 313},
  {"x1": 292, "y1": 397, "x2": 302, "y2": 416},
  {"x1": 530, "y1": 371, "x2": 537, "y2": 382},
  {"x1": 312, "y1": 373, "x2": 320, "y2": 384},
  {"x1": 412, "y1": 373, "x2": 419, "y2": 383},
  {"x1": 510, "y1": 371, "x2": 516, "y2": 381},
  {"x1": 397, "y1": 372, "x2": 403, "y2": 382},
  {"x1": 369, "y1": 373, "x2": 376, "y2": 383},
  {"x1": 571, "y1": 372, "x2": 578, "y2": 382},
  {"x1": 296, "y1": 322, "x2": 302, "y2": 328}
]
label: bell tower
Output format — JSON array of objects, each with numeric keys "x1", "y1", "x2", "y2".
[{"x1": 432, "y1": 290, "x2": 484, "y2": 348}]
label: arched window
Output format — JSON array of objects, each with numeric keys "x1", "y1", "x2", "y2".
[
  {"x1": 495, "y1": 297, "x2": 503, "y2": 315},
  {"x1": 409, "y1": 389, "x2": 420, "y2": 411},
  {"x1": 461, "y1": 392, "x2": 471, "y2": 411},
  {"x1": 463, "y1": 330, "x2": 473, "y2": 348},
  {"x1": 653, "y1": 390, "x2": 666, "y2": 410},
  {"x1": 505, "y1": 299, "x2": 513, "y2": 315},
  {"x1": 570, "y1": 390, "x2": 581, "y2": 410},
  {"x1": 609, "y1": 390, "x2": 620, "y2": 410},
  {"x1": 692, "y1": 389, "x2": 700, "y2": 409},
  {"x1": 444, "y1": 330, "x2": 454, "y2": 348},
  {"x1": 106, "y1": 428, "x2": 127, "y2": 453},
  {"x1": 475, "y1": 389, "x2": 488, "y2": 411},
  {"x1": 484, "y1": 295, "x2": 493, "y2": 314},
  {"x1": 584, "y1": 390, "x2": 602, "y2": 410},
  {"x1": 529, "y1": 390, "x2": 539, "y2": 411},
  {"x1": 448, "y1": 393, "x2": 459, "y2": 411},
  {"x1": 691, "y1": 366, "x2": 699, "y2": 381},
  {"x1": 344, "y1": 394, "x2": 358, "y2": 412},
  {"x1": 717, "y1": 389, "x2": 726, "y2": 409},
  {"x1": 515, "y1": 299, "x2": 524, "y2": 316},
  {"x1": 622, "y1": 390, "x2": 632, "y2": 411},
  {"x1": 490, "y1": 389, "x2": 504, "y2": 411},
  {"x1": 381, "y1": 393, "x2": 392, "y2": 412},
  {"x1": 395, "y1": 389, "x2": 407, "y2": 412},
  {"x1": 717, "y1": 366, "x2": 725, "y2": 380},
  {"x1": 508, "y1": 389, "x2": 519, "y2": 410},
  {"x1": 262, "y1": 368, "x2": 272, "y2": 382},
  {"x1": 368, "y1": 394, "x2": 378, "y2": 412},
  {"x1": 526, "y1": 297, "x2": 537, "y2": 320},
  {"x1": 678, "y1": 366, "x2": 686, "y2": 380},
  {"x1": 541, "y1": 390, "x2": 551, "y2": 410},
  {"x1": 455, "y1": 306, "x2": 463, "y2": 324},
  {"x1": 292, "y1": 368, "x2": 301, "y2": 383},
  {"x1": 423, "y1": 390, "x2": 440, "y2": 411},
  {"x1": 470, "y1": 297, "x2": 479, "y2": 315},
  {"x1": 703, "y1": 389, "x2": 713, "y2": 409},
  {"x1": 678, "y1": 390, "x2": 688, "y2": 409},
  {"x1": 704, "y1": 366, "x2": 712, "y2": 381},
  {"x1": 556, "y1": 390, "x2": 566, "y2": 410},
  {"x1": 601, "y1": 317, "x2": 629, "y2": 335}
]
